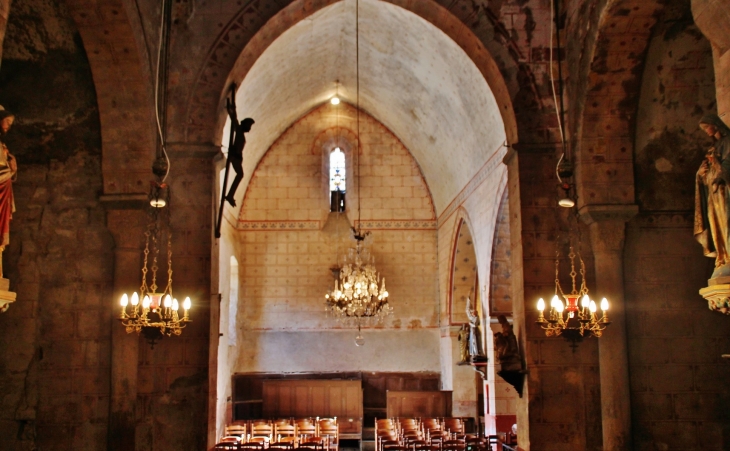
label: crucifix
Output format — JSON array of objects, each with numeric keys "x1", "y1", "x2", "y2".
[{"x1": 215, "y1": 84, "x2": 254, "y2": 238}]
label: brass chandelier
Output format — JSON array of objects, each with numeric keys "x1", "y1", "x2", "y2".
[
  {"x1": 536, "y1": 240, "x2": 610, "y2": 346},
  {"x1": 324, "y1": 233, "x2": 392, "y2": 326},
  {"x1": 117, "y1": 0, "x2": 191, "y2": 347},
  {"x1": 118, "y1": 194, "x2": 192, "y2": 346},
  {"x1": 323, "y1": 0, "x2": 392, "y2": 346}
]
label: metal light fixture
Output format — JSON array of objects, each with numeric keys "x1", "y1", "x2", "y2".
[
  {"x1": 325, "y1": 233, "x2": 392, "y2": 325},
  {"x1": 323, "y1": 0, "x2": 393, "y2": 345},
  {"x1": 117, "y1": 0, "x2": 191, "y2": 347},
  {"x1": 118, "y1": 191, "x2": 192, "y2": 347},
  {"x1": 535, "y1": 234, "x2": 610, "y2": 348}
]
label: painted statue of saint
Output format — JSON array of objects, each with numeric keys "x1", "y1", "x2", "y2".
[
  {"x1": 0, "y1": 107, "x2": 17, "y2": 275},
  {"x1": 695, "y1": 114, "x2": 730, "y2": 276},
  {"x1": 494, "y1": 315, "x2": 521, "y2": 372}
]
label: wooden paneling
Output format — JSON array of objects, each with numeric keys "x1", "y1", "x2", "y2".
[
  {"x1": 386, "y1": 391, "x2": 452, "y2": 418},
  {"x1": 263, "y1": 380, "x2": 363, "y2": 419},
  {"x1": 232, "y1": 372, "x2": 441, "y2": 426}
]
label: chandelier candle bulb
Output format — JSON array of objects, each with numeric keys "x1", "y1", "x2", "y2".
[
  {"x1": 131, "y1": 292, "x2": 139, "y2": 306},
  {"x1": 600, "y1": 298, "x2": 609, "y2": 311},
  {"x1": 120, "y1": 294, "x2": 129, "y2": 318},
  {"x1": 183, "y1": 297, "x2": 191, "y2": 320}
]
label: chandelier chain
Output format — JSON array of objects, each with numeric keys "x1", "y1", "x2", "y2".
[
  {"x1": 150, "y1": 212, "x2": 160, "y2": 294},
  {"x1": 141, "y1": 229, "x2": 151, "y2": 294},
  {"x1": 568, "y1": 245, "x2": 577, "y2": 294}
]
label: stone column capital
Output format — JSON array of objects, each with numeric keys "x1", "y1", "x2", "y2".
[
  {"x1": 578, "y1": 204, "x2": 638, "y2": 253},
  {"x1": 578, "y1": 204, "x2": 639, "y2": 225}
]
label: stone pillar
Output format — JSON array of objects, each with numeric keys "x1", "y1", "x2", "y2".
[
  {"x1": 579, "y1": 204, "x2": 638, "y2": 451},
  {"x1": 692, "y1": 0, "x2": 730, "y2": 117},
  {"x1": 103, "y1": 202, "x2": 148, "y2": 451}
]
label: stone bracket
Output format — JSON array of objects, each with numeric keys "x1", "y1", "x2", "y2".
[
  {"x1": 699, "y1": 283, "x2": 730, "y2": 314},
  {"x1": 0, "y1": 278, "x2": 16, "y2": 313}
]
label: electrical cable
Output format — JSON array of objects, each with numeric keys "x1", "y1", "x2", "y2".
[
  {"x1": 549, "y1": 0, "x2": 564, "y2": 148},
  {"x1": 154, "y1": 0, "x2": 170, "y2": 183},
  {"x1": 356, "y1": 0, "x2": 361, "y2": 235}
]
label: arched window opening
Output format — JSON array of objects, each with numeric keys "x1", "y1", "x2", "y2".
[
  {"x1": 229, "y1": 256, "x2": 239, "y2": 343},
  {"x1": 329, "y1": 147, "x2": 346, "y2": 212}
]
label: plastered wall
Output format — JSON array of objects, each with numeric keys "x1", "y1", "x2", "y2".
[{"x1": 230, "y1": 102, "x2": 440, "y2": 375}]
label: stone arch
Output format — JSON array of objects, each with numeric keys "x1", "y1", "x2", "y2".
[
  {"x1": 448, "y1": 208, "x2": 481, "y2": 325},
  {"x1": 573, "y1": 0, "x2": 666, "y2": 207},
  {"x1": 311, "y1": 126, "x2": 360, "y2": 156},
  {"x1": 65, "y1": 0, "x2": 157, "y2": 195},
  {"x1": 184, "y1": 0, "x2": 519, "y2": 147}
]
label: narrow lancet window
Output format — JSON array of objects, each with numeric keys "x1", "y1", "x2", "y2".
[{"x1": 329, "y1": 147, "x2": 346, "y2": 212}]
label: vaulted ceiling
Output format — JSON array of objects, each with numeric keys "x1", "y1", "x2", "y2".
[{"x1": 225, "y1": 0, "x2": 507, "y2": 216}]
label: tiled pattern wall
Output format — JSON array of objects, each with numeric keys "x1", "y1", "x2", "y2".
[{"x1": 236, "y1": 103, "x2": 438, "y2": 332}]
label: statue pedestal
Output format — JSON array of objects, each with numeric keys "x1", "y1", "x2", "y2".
[
  {"x1": 699, "y1": 276, "x2": 730, "y2": 314},
  {"x1": 0, "y1": 277, "x2": 16, "y2": 312}
]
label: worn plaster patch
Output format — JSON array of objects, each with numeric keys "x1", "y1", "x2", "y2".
[{"x1": 654, "y1": 157, "x2": 673, "y2": 172}]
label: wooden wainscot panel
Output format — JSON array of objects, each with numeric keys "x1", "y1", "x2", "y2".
[
  {"x1": 386, "y1": 391, "x2": 452, "y2": 418},
  {"x1": 263, "y1": 379, "x2": 363, "y2": 438}
]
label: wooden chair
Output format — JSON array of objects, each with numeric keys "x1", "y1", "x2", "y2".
[
  {"x1": 225, "y1": 423, "x2": 248, "y2": 442},
  {"x1": 380, "y1": 439, "x2": 402, "y2": 451},
  {"x1": 442, "y1": 439, "x2": 466, "y2": 451},
  {"x1": 239, "y1": 442, "x2": 265, "y2": 451},
  {"x1": 442, "y1": 419, "x2": 465, "y2": 440},
  {"x1": 318, "y1": 418, "x2": 339, "y2": 451},
  {"x1": 412, "y1": 440, "x2": 439, "y2": 451},
  {"x1": 296, "y1": 419, "x2": 318, "y2": 443},
  {"x1": 465, "y1": 436, "x2": 486, "y2": 451},
  {"x1": 273, "y1": 420, "x2": 297, "y2": 447},
  {"x1": 251, "y1": 422, "x2": 273, "y2": 445},
  {"x1": 375, "y1": 419, "x2": 398, "y2": 451}
]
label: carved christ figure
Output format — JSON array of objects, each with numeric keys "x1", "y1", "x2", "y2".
[{"x1": 224, "y1": 102, "x2": 254, "y2": 207}]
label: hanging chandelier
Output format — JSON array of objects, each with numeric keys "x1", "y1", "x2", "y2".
[
  {"x1": 323, "y1": 0, "x2": 392, "y2": 346},
  {"x1": 118, "y1": 187, "x2": 192, "y2": 346},
  {"x1": 117, "y1": 0, "x2": 191, "y2": 347},
  {"x1": 324, "y1": 233, "x2": 392, "y2": 332},
  {"x1": 535, "y1": 233, "x2": 610, "y2": 347}
]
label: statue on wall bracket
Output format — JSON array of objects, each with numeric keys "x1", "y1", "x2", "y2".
[
  {"x1": 457, "y1": 296, "x2": 488, "y2": 365},
  {"x1": 0, "y1": 106, "x2": 18, "y2": 313},
  {"x1": 695, "y1": 114, "x2": 730, "y2": 314},
  {"x1": 494, "y1": 315, "x2": 524, "y2": 397}
]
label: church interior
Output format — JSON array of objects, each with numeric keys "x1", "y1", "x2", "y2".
[{"x1": 0, "y1": 0, "x2": 729, "y2": 450}]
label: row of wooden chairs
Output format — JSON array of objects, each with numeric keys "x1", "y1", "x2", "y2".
[
  {"x1": 214, "y1": 418, "x2": 339, "y2": 451},
  {"x1": 375, "y1": 418, "x2": 490, "y2": 451}
]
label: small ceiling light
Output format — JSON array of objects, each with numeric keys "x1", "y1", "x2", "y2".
[
  {"x1": 331, "y1": 96, "x2": 340, "y2": 105},
  {"x1": 558, "y1": 197, "x2": 575, "y2": 208}
]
